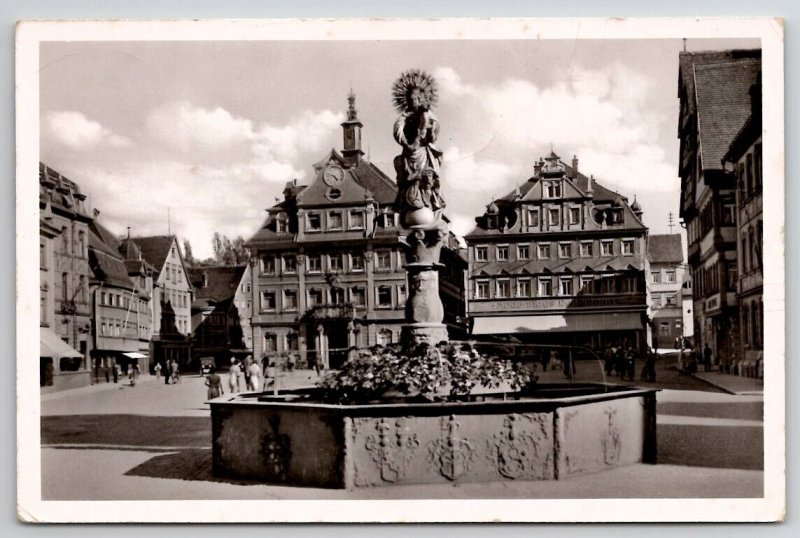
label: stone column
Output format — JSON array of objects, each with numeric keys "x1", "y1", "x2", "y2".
[{"x1": 400, "y1": 227, "x2": 449, "y2": 348}]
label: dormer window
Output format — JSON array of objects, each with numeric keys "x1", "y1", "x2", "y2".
[
  {"x1": 328, "y1": 211, "x2": 342, "y2": 230},
  {"x1": 349, "y1": 210, "x2": 365, "y2": 229},
  {"x1": 569, "y1": 207, "x2": 581, "y2": 224},
  {"x1": 545, "y1": 180, "x2": 562, "y2": 198},
  {"x1": 275, "y1": 216, "x2": 286, "y2": 233},
  {"x1": 486, "y1": 215, "x2": 498, "y2": 229}
]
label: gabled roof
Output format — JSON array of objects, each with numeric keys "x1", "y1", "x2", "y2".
[
  {"x1": 88, "y1": 229, "x2": 135, "y2": 290},
  {"x1": 694, "y1": 58, "x2": 761, "y2": 171},
  {"x1": 297, "y1": 149, "x2": 397, "y2": 207},
  {"x1": 188, "y1": 265, "x2": 247, "y2": 304},
  {"x1": 131, "y1": 235, "x2": 177, "y2": 272},
  {"x1": 678, "y1": 49, "x2": 761, "y2": 113},
  {"x1": 648, "y1": 234, "x2": 684, "y2": 264}
]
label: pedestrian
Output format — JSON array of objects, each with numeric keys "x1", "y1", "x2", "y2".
[
  {"x1": 236, "y1": 358, "x2": 247, "y2": 391},
  {"x1": 243, "y1": 357, "x2": 252, "y2": 390},
  {"x1": 286, "y1": 353, "x2": 296, "y2": 373},
  {"x1": 113, "y1": 362, "x2": 119, "y2": 384},
  {"x1": 314, "y1": 354, "x2": 324, "y2": 377},
  {"x1": 623, "y1": 345, "x2": 636, "y2": 381},
  {"x1": 548, "y1": 349, "x2": 560, "y2": 371},
  {"x1": 127, "y1": 365, "x2": 136, "y2": 387},
  {"x1": 205, "y1": 366, "x2": 224, "y2": 400},
  {"x1": 615, "y1": 345, "x2": 626, "y2": 377},
  {"x1": 170, "y1": 360, "x2": 180, "y2": 384},
  {"x1": 165, "y1": 360, "x2": 171, "y2": 384},
  {"x1": 603, "y1": 345, "x2": 615, "y2": 375},
  {"x1": 228, "y1": 358, "x2": 240, "y2": 393},
  {"x1": 154, "y1": 362, "x2": 162, "y2": 380},
  {"x1": 703, "y1": 343, "x2": 713, "y2": 372},
  {"x1": 248, "y1": 360, "x2": 262, "y2": 392},
  {"x1": 133, "y1": 362, "x2": 140, "y2": 380},
  {"x1": 643, "y1": 347, "x2": 657, "y2": 382}
]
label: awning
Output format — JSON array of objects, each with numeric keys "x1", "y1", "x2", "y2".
[
  {"x1": 472, "y1": 312, "x2": 643, "y2": 335},
  {"x1": 123, "y1": 352, "x2": 148, "y2": 359},
  {"x1": 40, "y1": 327, "x2": 82, "y2": 359}
]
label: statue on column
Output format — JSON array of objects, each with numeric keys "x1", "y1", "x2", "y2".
[{"x1": 392, "y1": 69, "x2": 446, "y2": 229}]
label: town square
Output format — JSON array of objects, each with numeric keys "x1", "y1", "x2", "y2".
[{"x1": 18, "y1": 18, "x2": 782, "y2": 521}]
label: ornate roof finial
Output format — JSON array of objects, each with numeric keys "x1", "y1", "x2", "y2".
[{"x1": 347, "y1": 87, "x2": 358, "y2": 121}]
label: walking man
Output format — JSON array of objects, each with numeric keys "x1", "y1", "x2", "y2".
[{"x1": 703, "y1": 343, "x2": 713, "y2": 372}]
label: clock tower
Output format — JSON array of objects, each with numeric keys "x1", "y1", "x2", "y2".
[{"x1": 341, "y1": 89, "x2": 364, "y2": 167}]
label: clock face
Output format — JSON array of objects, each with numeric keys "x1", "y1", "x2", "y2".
[{"x1": 323, "y1": 165, "x2": 345, "y2": 187}]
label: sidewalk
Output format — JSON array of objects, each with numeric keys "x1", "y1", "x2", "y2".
[{"x1": 691, "y1": 371, "x2": 763, "y2": 395}]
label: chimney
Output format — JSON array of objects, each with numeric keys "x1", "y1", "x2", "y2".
[
  {"x1": 532, "y1": 159, "x2": 543, "y2": 179},
  {"x1": 572, "y1": 155, "x2": 579, "y2": 177},
  {"x1": 587, "y1": 174, "x2": 594, "y2": 197}
]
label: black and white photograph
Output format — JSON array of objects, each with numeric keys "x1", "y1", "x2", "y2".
[{"x1": 16, "y1": 18, "x2": 785, "y2": 522}]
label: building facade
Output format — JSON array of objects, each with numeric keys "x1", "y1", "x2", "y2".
[
  {"x1": 724, "y1": 71, "x2": 763, "y2": 376},
  {"x1": 88, "y1": 222, "x2": 154, "y2": 382},
  {"x1": 131, "y1": 235, "x2": 193, "y2": 371},
  {"x1": 677, "y1": 49, "x2": 760, "y2": 368},
  {"x1": 647, "y1": 234, "x2": 686, "y2": 349},
  {"x1": 465, "y1": 151, "x2": 648, "y2": 353},
  {"x1": 188, "y1": 265, "x2": 251, "y2": 367},
  {"x1": 39, "y1": 163, "x2": 94, "y2": 388},
  {"x1": 246, "y1": 92, "x2": 466, "y2": 369}
]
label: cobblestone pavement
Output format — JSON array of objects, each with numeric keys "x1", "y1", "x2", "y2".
[{"x1": 40, "y1": 367, "x2": 764, "y2": 501}]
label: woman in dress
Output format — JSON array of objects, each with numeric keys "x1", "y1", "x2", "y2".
[
  {"x1": 248, "y1": 360, "x2": 262, "y2": 392},
  {"x1": 236, "y1": 358, "x2": 247, "y2": 393},
  {"x1": 228, "y1": 359, "x2": 240, "y2": 393},
  {"x1": 205, "y1": 366, "x2": 223, "y2": 400}
]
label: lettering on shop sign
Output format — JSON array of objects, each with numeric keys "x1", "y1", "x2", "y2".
[
  {"x1": 471, "y1": 296, "x2": 641, "y2": 312},
  {"x1": 705, "y1": 296, "x2": 719, "y2": 311}
]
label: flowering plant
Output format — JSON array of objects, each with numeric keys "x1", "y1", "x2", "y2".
[{"x1": 317, "y1": 343, "x2": 535, "y2": 404}]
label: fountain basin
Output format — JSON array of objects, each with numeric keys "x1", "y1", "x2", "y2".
[{"x1": 210, "y1": 384, "x2": 657, "y2": 489}]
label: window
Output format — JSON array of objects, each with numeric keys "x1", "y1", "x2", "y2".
[
  {"x1": 100, "y1": 292, "x2": 107, "y2": 305},
  {"x1": 496, "y1": 245, "x2": 509, "y2": 261},
  {"x1": 528, "y1": 209, "x2": 540, "y2": 228},
  {"x1": 476, "y1": 281, "x2": 489, "y2": 299},
  {"x1": 548, "y1": 208, "x2": 560, "y2": 226},
  {"x1": 659, "y1": 322, "x2": 670, "y2": 336},
  {"x1": 545, "y1": 181, "x2": 562, "y2": 198},
  {"x1": 559, "y1": 242, "x2": 572, "y2": 258},
  {"x1": 307, "y1": 255, "x2": 322, "y2": 273},
  {"x1": 496, "y1": 279, "x2": 511, "y2": 298},
  {"x1": 728, "y1": 261, "x2": 738, "y2": 291},
  {"x1": 601, "y1": 240, "x2": 614, "y2": 256},
  {"x1": 261, "y1": 255, "x2": 276, "y2": 275},
  {"x1": 349, "y1": 211, "x2": 365, "y2": 229},
  {"x1": 517, "y1": 244, "x2": 530, "y2": 260},
  {"x1": 652, "y1": 271, "x2": 662, "y2": 284},
  {"x1": 376, "y1": 251, "x2": 392, "y2": 271},
  {"x1": 283, "y1": 256, "x2": 297, "y2": 274},
  {"x1": 264, "y1": 333, "x2": 277, "y2": 353},
  {"x1": 377, "y1": 329, "x2": 393, "y2": 346},
  {"x1": 165, "y1": 265, "x2": 171, "y2": 282},
  {"x1": 397, "y1": 285, "x2": 406, "y2": 305},
  {"x1": 537, "y1": 243, "x2": 551, "y2": 259},
  {"x1": 100, "y1": 322, "x2": 107, "y2": 336},
  {"x1": 622, "y1": 239, "x2": 634, "y2": 256},
  {"x1": 286, "y1": 333, "x2": 299, "y2": 351},
  {"x1": 40, "y1": 242, "x2": 47, "y2": 268},
  {"x1": 475, "y1": 246, "x2": 488, "y2": 262},
  {"x1": 665, "y1": 270, "x2": 676, "y2": 283},
  {"x1": 538, "y1": 277, "x2": 552, "y2": 296},
  {"x1": 308, "y1": 289, "x2": 323, "y2": 307},
  {"x1": 275, "y1": 217, "x2": 287, "y2": 233},
  {"x1": 652, "y1": 294, "x2": 662, "y2": 308},
  {"x1": 330, "y1": 287, "x2": 345, "y2": 304},
  {"x1": 78, "y1": 231, "x2": 86, "y2": 257},
  {"x1": 307, "y1": 213, "x2": 322, "y2": 232},
  {"x1": 665, "y1": 294, "x2": 677, "y2": 306},
  {"x1": 580, "y1": 241, "x2": 593, "y2": 257},
  {"x1": 376, "y1": 286, "x2": 392, "y2": 308},
  {"x1": 754, "y1": 143, "x2": 762, "y2": 190},
  {"x1": 569, "y1": 207, "x2": 581, "y2": 224},
  {"x1": 517, "y1": 278, "x2": 531, "y2": 297},
  {"x1": 61, "y1": 273, "x2": 68, "y2": 301},
  {"x1": 580, "y1": 275, "x2": 594, "y2": 291},
  {"x1": 722, "y1": 203, "x2": 736, "y2": 226},
  {"x1": 559, "y1": 277, "x2": 573, "y2": 296},
  {"x1": 351, "y1": 253, "x2": 364, "y2": 272},
  {"x1": 261, "y1": 291, "x2": 276, "y2": 311},
  {"x1": 328, "y1": 211, "x2": 343, "y2": 230},
  {"x1": 328, "y1": 253, "x2": 343, "y2": 272},
  {"x1": 351, "y1": 287, "x2": 366, "y2": 307},
  {"x1": 283, "y1": 290, "x2": 298, "y2": 310},
  {"x1": 378, "y1": 211, "x2": 395, "y2": 228}
]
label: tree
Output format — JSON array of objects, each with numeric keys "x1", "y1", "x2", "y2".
[
  {"x1": 183, "y1": 239, "x2": 194, "y2": 267},
  {"x1": 211, "y1": 232, "x2": 250, "y2": 265}
]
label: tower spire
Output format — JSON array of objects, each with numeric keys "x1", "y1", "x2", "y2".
[{"x1": 341, "y1": 89, "x2": 364, "y2": 167}]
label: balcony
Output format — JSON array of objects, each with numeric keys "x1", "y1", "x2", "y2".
[{"x1": 304, "y1": 303, "x2": 355, "y2": 321}]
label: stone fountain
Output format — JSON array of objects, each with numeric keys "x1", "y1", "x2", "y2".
[{"x1": 209, "y1": 70, "x2": 658, "y2": 489}]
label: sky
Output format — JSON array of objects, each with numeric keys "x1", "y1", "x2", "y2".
[{"x1": 40, "y1": 37, "x2": 759, "y2": 260}]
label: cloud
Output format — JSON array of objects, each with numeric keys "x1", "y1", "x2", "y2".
[
  {"x1": 44, "y1": 111, "x2": 131, "y2": 150},
  {"x1": 146, "y1": 101, "x2": 255, "y2": 151},
  {"x1": 434, "y1": 63, "x2": 675, "y2": 200}
]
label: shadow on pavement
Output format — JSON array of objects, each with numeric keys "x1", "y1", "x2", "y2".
[
  {"x1": 658, "y1": 423, "x2": 763, "y2": 470},
  {"x1": 42, "y1": 415, "x2": 211, "y2": 448},
  {"x1": 124, "y1": 449, "x2": 269, "y2": 486}
]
